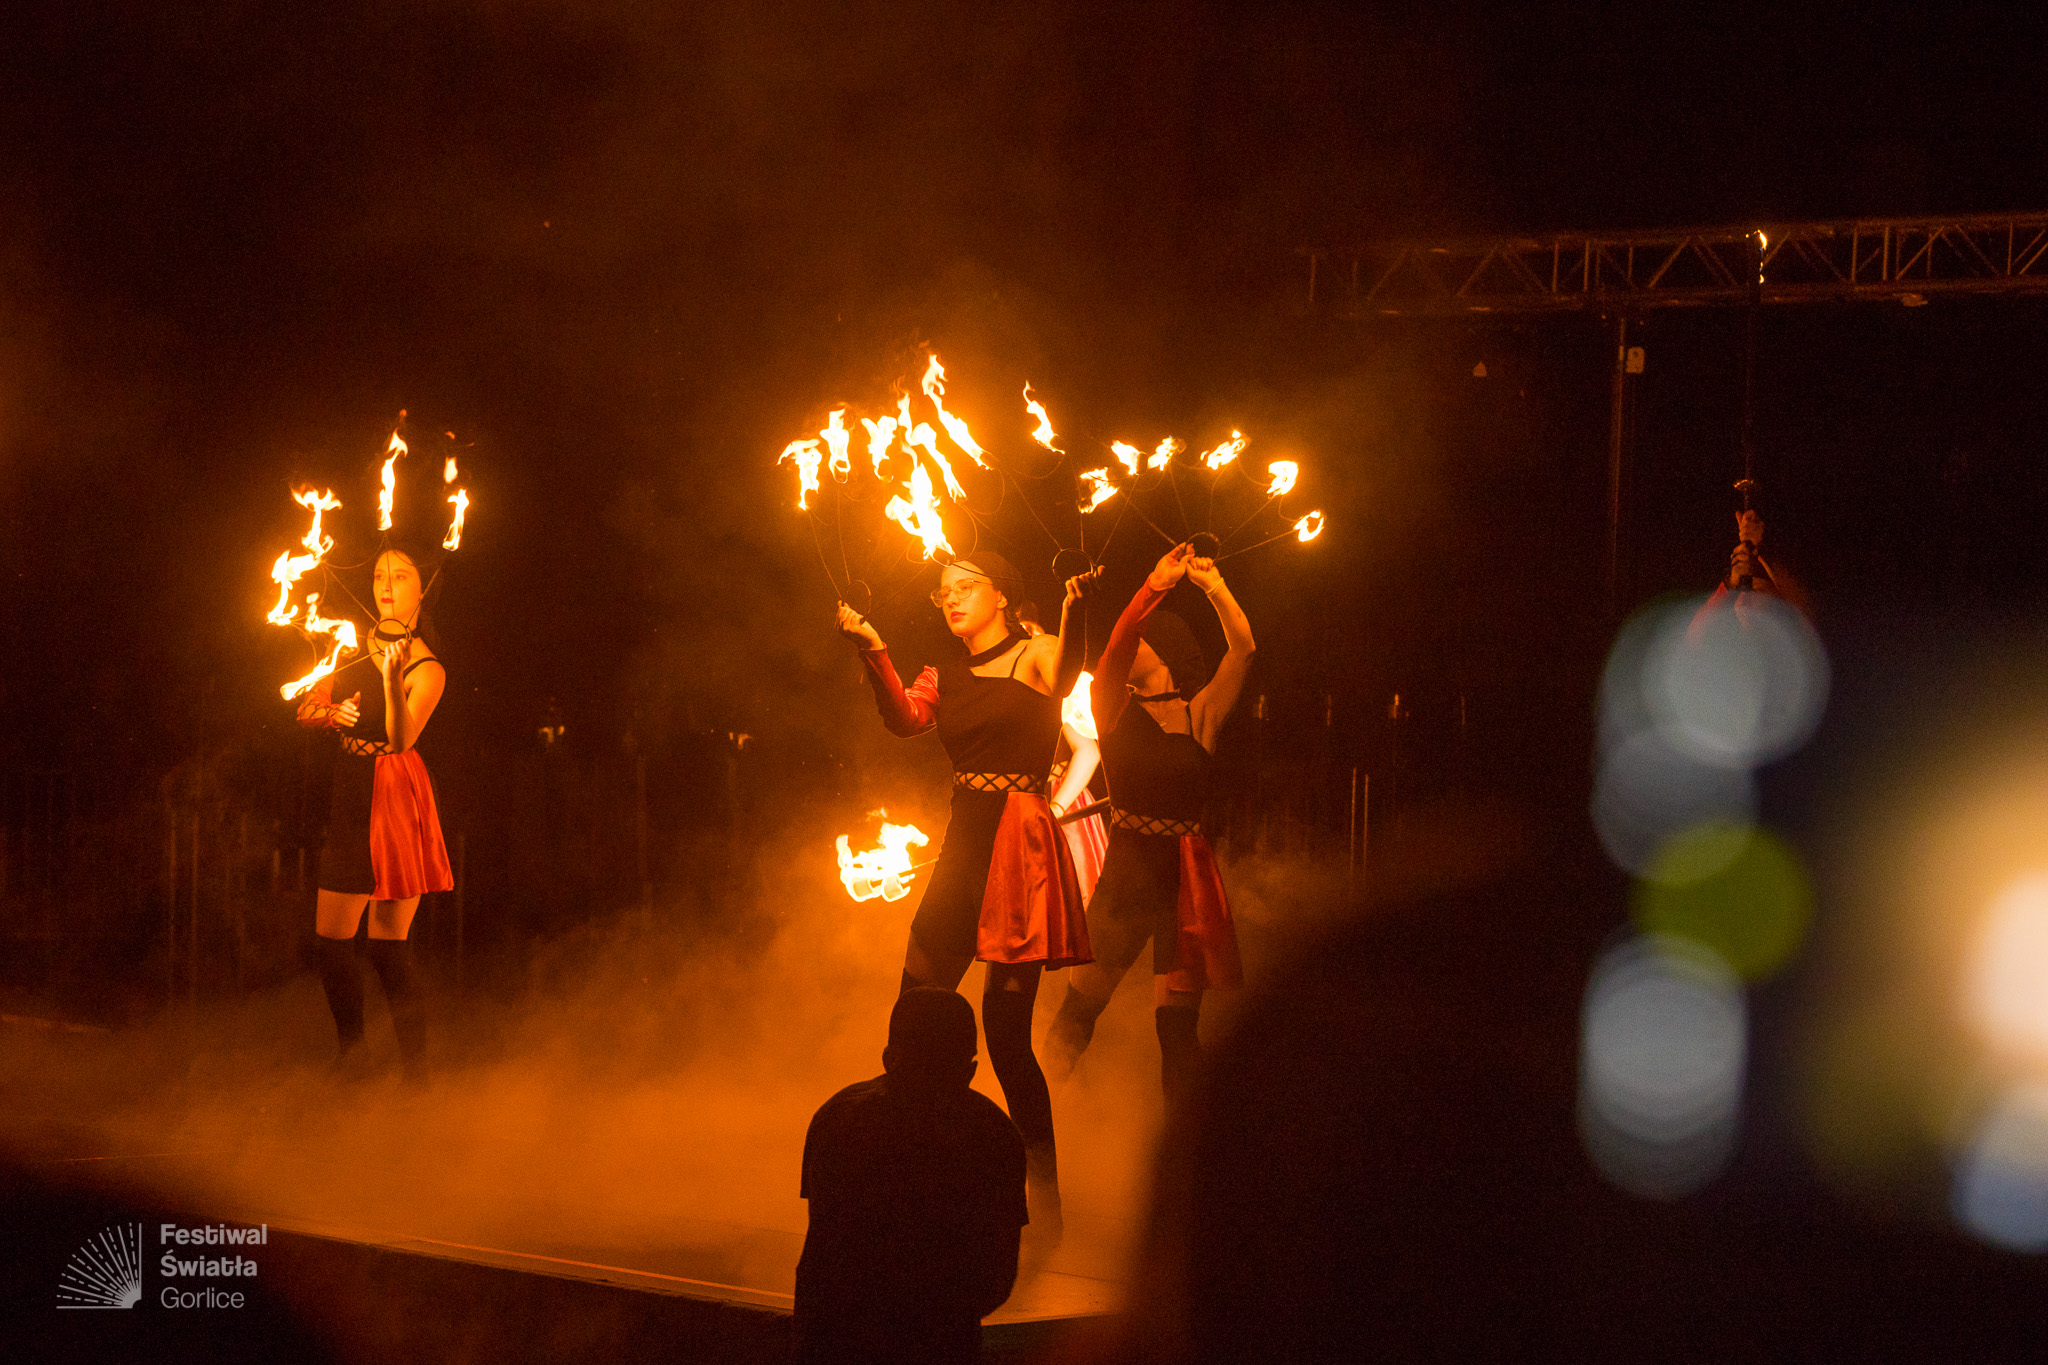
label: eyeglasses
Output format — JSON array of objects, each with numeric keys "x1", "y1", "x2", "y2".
[{"x1": 929, "y1": 578, "x2": 990, "y2": 609}]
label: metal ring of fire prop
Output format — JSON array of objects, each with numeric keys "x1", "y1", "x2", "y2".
[
  {"x1": 263, "y1": 414, "x2": 474, "y2": 702},
  {"x1": 777, "y1": 354, "x2": 1326, "y2": 902}
]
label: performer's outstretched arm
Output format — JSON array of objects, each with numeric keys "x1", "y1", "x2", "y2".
[
  {"x1": 1050, "y1": 567, "x2": 1102, "y2": 698},
  {"x1": 837, "y1": 600, "x2": 938, "y2": 736},
  {"x1": 1050, "y1": 726, "x2": 1099, "y2": 816},
  {"x1": 1090, "y1": 544, "x2": 1190, "y2": 738},
  {"x1": 1184, "y1": 555, "x2": 1255, "y2": 753}
]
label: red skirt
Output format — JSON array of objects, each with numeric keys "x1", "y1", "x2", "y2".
[
  {"x1": 1058, "y1": 791, "x2": 1109, "y2": 904},
  {"x1": 1162, "y1": 836, "x2": 1242, "y2": 993},
  {"x1": 368, "y1": 750, "x2": 455, "y2": 900},
  {"x1": 977, "y1": 793, "x2": 1092, "y2": 969}
]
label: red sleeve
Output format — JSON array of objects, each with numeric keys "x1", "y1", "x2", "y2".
[
  {"x1": 295, "y1": 676, "x2": 337, "y2": 729},
  {"x1": 859, "y1": 648, "x2": 939, "y2": 737},
  {"x1": 1090, "y1": 579, "x2": 1169, "y2": 738}
]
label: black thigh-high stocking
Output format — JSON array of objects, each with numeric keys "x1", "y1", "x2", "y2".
[
  {"x1": 366, "y1": 938, "x2": 426, "y2": 1080},
  {"x1": 313, "y1": 935, "x2": 364, "y2": 1055},
  {"x1": 1044, "y1": 985, "x2": 1111, "y2": 1086},
  {"x1": 1156, "y1": 1004, "x2": 1201, "y2": 1112},
  {"x1": 982, "y1": 987, "x2": 1053, "y2": 1151}
]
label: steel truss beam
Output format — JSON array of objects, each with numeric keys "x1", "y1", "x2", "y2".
[{"x1": 1305, "y1": 213, "x2": 2048, "y2": 316}]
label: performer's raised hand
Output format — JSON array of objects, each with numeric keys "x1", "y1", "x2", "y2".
[
  {"x1": 379, "y1": 634, "x2": 412, "y2": 686},
  {"x1": 836, "y1": 600, "x2": 883, "y2": 649},
  {"x1": 1184, "y1": 556, "x2": 1224, "y2": 595},
  {"x1": 1147, "y1": 542, "x2": 1193, "y2": 592},
  {"x1": 332, "y1": 692, "x2": 361, "y2": 728},
  {"x1": 1062, "y1": 565, "x2": 1104, "y2": 607}
]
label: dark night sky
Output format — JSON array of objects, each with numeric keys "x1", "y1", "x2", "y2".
[{"x1": 4, "y1": 0, "x2": 2048, "y2": 789}]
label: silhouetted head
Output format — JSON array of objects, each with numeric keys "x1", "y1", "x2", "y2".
[
  {"x1": 1137, "y1": 610, "x2": 1208, "y2": 696},
  {"x1": 883, "y1": 987, "x2": 978, "y2": 1092}
]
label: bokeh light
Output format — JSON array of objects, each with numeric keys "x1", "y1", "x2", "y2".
[
  {"x1": 1580, "y1": 935, "x2": 1748, "y2": 1199},
  {"x1": 1634, "y1": 824, "x2": 1812, "y2": 980},
  {"x1": 1966, "y1": 872, "x2": 2048, "y2": 1063},
  {"x1": 1643, "y1": 594, "x2": 1829, "y2": 769},
  {"x1": 1953, "y1": 1082, "x2": 2048, "y2": 1252},
  {"x1": 1592, "y1": 731, "x2": 1757, "y2": 876}
]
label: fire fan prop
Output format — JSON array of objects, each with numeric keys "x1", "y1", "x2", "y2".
[
  {"x1": 264, "y1": 415, "x2": 474, "y2": 700},
  {"x1": 837, "y1": 815, "x2": 931, "y2": 903}
]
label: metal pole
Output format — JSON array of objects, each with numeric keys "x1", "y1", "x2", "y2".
[{"x1": 1606, "y1": 313, "x2": 1628, "y2": 616}]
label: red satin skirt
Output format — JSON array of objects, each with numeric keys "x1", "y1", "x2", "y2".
[
  {"x1": 1058, "y1": 791, "x2": 1109, "y2": 904},
  {"x1": 368, "y1": 750, "x2": 455, "y2": 900},
  {"x1": 977, "y1": 794, "x2": 1092, "y2": 968},
  {"x1": 1163, "y1": 836, "x2": 1242, "y2": 993}
]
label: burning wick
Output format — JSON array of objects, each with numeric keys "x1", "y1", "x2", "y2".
[
  {"x1": 860, "y1": 416, "x2": 898, "y2": 478},
  {"x1": 266, "y1": 488, "x2": 342, "y2": 626},
  {"x1": 1149, "y1": 437, "x2": 1182, "y2": 471},
  {"x1": 1112, "y1": 442, "x2": 1142, "y2": 477},
  {"x1": 443, "y1": 488, "x2": 469, "y2": 550},
  {"x1": 1023, "y1": 384, "x2": 1061, "y2": 452},
  {"x1": 1266, "y1": 460, "x2": 1299, "y2": 497},
  {"x1": 1078, "y1": 468, "x2": 1119, "y2": 515},
  {"x1": 821, "y1": 408, "x2": 852, "y2": 482},
  {"x1": 837, "y1": 815, "x2": 930, "y2": 902},
  {"x1": 780, "y1": 438, "x2": 824, "y2": 510},
  {"x1": 444, "y1": 455, "x2": 458, "y2": 484},
  {"x1": 1294, "y1": 510, "x2": 1326, "y2": 542},
  {"x1": 1202, "y1": 431, "x2": 1247, "y2": 470},
  {"x1": 885, "y1": 462, "x2": 953, "y2": 559},
  {"x1": 379, "y1": 428, "x2": 407, "y2": 532},
  {"x1": 921, "y1": 355, "x2": 987, "y2": 467},
  {"x1": 280, "y1": 593, "x2": 360, "y2": 701}
]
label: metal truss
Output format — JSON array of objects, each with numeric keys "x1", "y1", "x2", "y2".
[{"x1": 1305, "y1": 212, "x2": 2048, "y2": 316}]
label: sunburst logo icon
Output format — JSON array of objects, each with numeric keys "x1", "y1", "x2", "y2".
[{"x1": 56, "y1": 1223, "x2": 143, "y2": 1309}]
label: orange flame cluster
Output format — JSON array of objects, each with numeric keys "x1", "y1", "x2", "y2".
[
  {"x1": 378, "y1": 430, "x2": 406, "y2": 531},
  {"x1": 267, "y1": 488, "x2": 341, "y2": 627},
  {"x1": 837, "y1": 814, "x2": 931, "y2": 902},
  {"x1": 1078, "y1": 468, "x2": 1118, "y2": 515},
  {"x1": 1294, "y1": 510, "x2": 1326, "y2": 542},
  {"x1": 1061, "y1": 671, "x2": 1098, "y2": 741},
  {"x1": 1266, "y1": 460, "x2": 1299, "y2": 497},
  {"x1": 1202, "y1": 431, "x2": 1247, "y2": 470},
  {"x1": 1024, "y1": 384, "x2": 1060, "y2": 452}
]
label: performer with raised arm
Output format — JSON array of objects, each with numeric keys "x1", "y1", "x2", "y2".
[
  {"x1": 296, "y1": 545, "x2": 452, "y2": 1082},
  {"x1": 1044, "y1": 543, "x2": 1253, "y2": 1112},
  {"x1": 834, "y1": 551, "x2": 1097, "y2": 1254}
]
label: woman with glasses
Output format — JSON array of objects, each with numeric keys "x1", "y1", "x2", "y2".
[
  {"x1": 1043, "y1": 543, "x2": 1253, "y2": 1112},
  {"x1": 834, "y1": 550, "x2": 1095, "y2": 1256}
]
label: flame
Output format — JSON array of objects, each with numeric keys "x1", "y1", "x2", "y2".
[
  {"x1": 921, "y1": 355, "x2": 987, "y2": 467},
  {"x1": 1112, "y1": 441, "x2": 1142, "y2": 477},
  {"x1": 379, "y1": 430, "x2": 406, "y2": 531},
  {"x1": 1266, "y1": 460, "x2": 1299, "y2": 496},
  {"x1": 279, "y1": 593, "x2": 360, "y2": 701},
  {"x1": 266, "y1": 488, "x2": 342, "y2": 626},
  {"x1": 444, "y1": 455, "x2": 458, "y2": 484},
  {"x1": 1078, "y1": 468, "x2": 1119, "y2": 515},
  {"x1": 1294, "y1": 510, "x2": 1326, "y2": 542},
  {"x1": 1061, "y1": 670, "x2": 1097, "y2": 741},
  {"x1": 1023, "y1": 383, "x2": 1060, "y2": 452},
  {"x1": 443, "y1": 488, "x2": 469, "y2": 550},
  {"x1": 837, "y1": 816, "x2": 930, "y2": 902},
  {"x1": 821, "y1": 408, "x2": 852, "y2": 481},
  {"x1": 904, "y1": 421, "x2": 965, "y2": 500},
  {"x1": 861, "y1": 416, "x2": 898, "y2": 477},
  {"x1": 1202, "y1": 430, "x2": 1247, "y2": 470},
  {"x1": 885, "y1": 461, "x2": 953, "y2": 559},
  {"x1": 780, "y1": 438, "x2": 824, "y2": 510},
  {"x1": 1149, "y1": 437, "x2": 1181, "y2": 471}
]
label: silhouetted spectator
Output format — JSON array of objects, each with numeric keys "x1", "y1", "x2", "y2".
[{"x1": 794, "y1": 987, "x2": 1027, "y2": 1364}]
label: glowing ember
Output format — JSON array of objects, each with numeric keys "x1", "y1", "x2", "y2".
[
  {"x1": 921, "y1": 355, "x2": 987, "y2": 467},
  {"x1": 266, "y1": 488, "x2": 342, "y2": 626},
  {"x1": 280, "y1": 593, "x2": 360, "y2": 701},
  {"x1": 885, "y1": 461, "x2": 953, "y2": 559},
  {"x1": 1078, "y1": 468, "x2": 1119, "y2": 515},
  {"x1": 1061, "y1": 671, "x2": 1097, "y2": 741},
  {"x1": 1149, "y1": 437, "x2": 1181, "y2": 471},
  {"x1": 378, "y1": 429, "x2": 406, "y2": 531},
  {"x1": 837, "y1": 815, "x2": 930, "y2": 902},
  {"x1": 1266, "y1": 460, "x2": 1299, "y2": 496},
  {"x1": 1023, "y1": 383, "x2": 1060, "y2": 452},
  {"x1": 1112, "y1": 441, "x2": 1143, "y2": 477},
  {"x1": 780, "y1": 438, "x2": 824, "y2": 510},
  {"x1": 444, "y1": 455, "x2": 458, "y2": 483},
  {"x1": 860, "y1": 416, "x2": 898, "y2": 478},
  {"x1": 821, "y1": 408, "x2": 852, "y2": 481},
  {"x1": 1294, "y1": 510, "x2": 1326, "y2": 542},
  {"x1": 443, "y1": 488, "x2": 470, "y2": 550},
  {"x1": 1202, "y1": 431, "x2": 1247, "y2": 470}
]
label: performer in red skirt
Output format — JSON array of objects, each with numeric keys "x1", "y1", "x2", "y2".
[
  {"x1": 1044, "y1": 543, "x2": 1254, "y2": 1112},
  {"x1": 296, "y1": 545, "x2": 453, "y2": 1081},
  {"x1": 835, "y1": 551, "x2": 1095, "y2": 1249}
]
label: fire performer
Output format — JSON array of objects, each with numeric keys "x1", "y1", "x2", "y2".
[
  {"x1": 834, "y1": 551, "x2": 1094, "y2": 1251},
  {"x1": 295, "y1": 545, "x2": 452, "y2": 1081},
  {"x1": 1044, "y1": 543, "x2": 1252, "y2": 1111}
]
